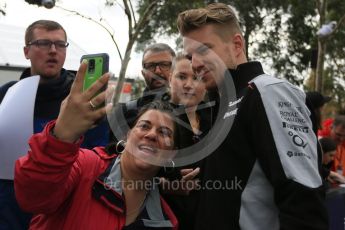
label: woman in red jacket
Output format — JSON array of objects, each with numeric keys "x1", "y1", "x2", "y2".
[{"x1": 14, "y1": 62, "x2": 179, "y2": 229}]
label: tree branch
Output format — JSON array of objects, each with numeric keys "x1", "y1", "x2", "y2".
[
  {"x1": 111, "y1": 0, "x2": 159, "y2": 106},
  {"x1": 329, "y1": 14, "x2": 345, "y2": 36},
  {"x1": 0, "y1": 3, "x2": 6, "y2": 16},
  {"x1": 55, "y1": 5, "x2": 123, "y2": 61},
  {"x1": 123, "y1": 0, "x2": 132, "y2": 39},
  {"x1": 132, "y1": 0, "x2": 159, "y2": 42},
  {"x1": 128, "y1": 0, "x2": 137, "y2": 25},
  {"x1": 316, "y1": 0, "x2": 321, "y2": 15}
]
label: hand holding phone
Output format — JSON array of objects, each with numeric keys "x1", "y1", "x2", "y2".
[
  {"x1": 81, "y1": 53, "x2": 109, "y2": 92},
  {"x1": 53, "y1": 62, "x2": 110, "y2": 142}
]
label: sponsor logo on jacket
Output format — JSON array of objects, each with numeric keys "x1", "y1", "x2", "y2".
[
  {"x1": 286, "y1": 150, "x2": 311, "y2": 159},
  {"x1": 223, "y1": 97, "x2": 243, "y2": 119}
]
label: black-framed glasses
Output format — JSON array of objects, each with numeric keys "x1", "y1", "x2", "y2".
[
  {"x1": 143, "y1": 61, "x2": 172, "y2": 72},
  {"x1": 334, "y1": 131, "x2": 345, "y2": 138},
  {"x1": 27, "y1": 39, "x2": 69, "y2": 50}
]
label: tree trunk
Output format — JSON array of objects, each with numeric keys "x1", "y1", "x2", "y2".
[
  {"x1": 111, "y1": 0, "x2": 159, "y2": 106},
  {"x1": 316, "y1": 40, "x2": 326, "y2": 92},
  {"x1": 112, "y1": 42, "x2": 134, "y2": 105},
  {"x1": 315, "y1": 0, "x2": 327, "y2": 93}
]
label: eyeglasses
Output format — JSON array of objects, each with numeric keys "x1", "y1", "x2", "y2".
[
  {"x1": 143, "y1": 61, "x2": 172, "y2": 72},
  {"x1": 27, "y1": 39, "x2": 69, "y2": 50},
  {"x1": 334, "y1": 131, "x2": 345, "y2": 138}
]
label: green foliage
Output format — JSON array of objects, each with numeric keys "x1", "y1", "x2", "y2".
[{"x1": 136, "y1": 0, "x2": 205, "y2": 51}]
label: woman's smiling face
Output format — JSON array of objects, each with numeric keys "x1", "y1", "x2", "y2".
[{"x1": 125, "y1": 109, "x2": 176, "y2": 168}]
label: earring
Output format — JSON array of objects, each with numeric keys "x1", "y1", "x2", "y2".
[
  {"x1": 164, "y1": 159, "x2": 175, "y2": 173},
  {"x1": 115, "y1": 140, "x2": 126, "y2": 154}
]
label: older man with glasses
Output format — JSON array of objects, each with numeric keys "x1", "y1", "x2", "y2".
[
  {"x1": 0, "y1": 20, "x2": 109, "y2": 230},
  {"x1": 109, "y1": 43, "x2": 176, "y2": 143},
  {"x1": 141, "y1": 43, "x2": 175, "y2": 91}
]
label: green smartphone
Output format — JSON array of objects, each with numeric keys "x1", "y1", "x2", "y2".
[{"x1": 81, "y1": 53, "x2": 109, "y2": 92}]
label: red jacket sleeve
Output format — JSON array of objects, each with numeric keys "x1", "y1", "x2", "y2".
[{"x1": 14, "y1": 121, "x2": 83, "y2": 214}]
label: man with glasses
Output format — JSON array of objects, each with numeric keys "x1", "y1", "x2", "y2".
[
  {"x1": 27, "y1": 40, "x2": 69, "y2": 52},
  {"x1": 0, "y1": 20, "x2": 109, "y2": 230},
  {"x1": 110, "y1": 43, "x2": 175, "y2": 141},
  {"x1": 141, "y1": 43, "x2": 175, "y2": 91}
]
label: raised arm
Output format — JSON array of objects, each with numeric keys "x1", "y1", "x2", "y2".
[{"x1": 14, "y1": 61, "x2": 110, "y2": 213}]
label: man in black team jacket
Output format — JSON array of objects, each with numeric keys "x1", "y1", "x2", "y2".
[{"x1": 177, "y1": 3, "x2": 328, "y2": 230}]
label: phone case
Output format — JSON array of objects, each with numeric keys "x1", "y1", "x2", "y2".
[{"x1": 81, "y1": 53, "x2": 109, "y2": 91}]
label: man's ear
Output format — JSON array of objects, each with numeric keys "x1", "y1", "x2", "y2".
[
  {"x1": 232, "y1": 33, "x2": 245, "y2": 57},
  {"x1": 23, "y1": 46, "x2": 30, "y2": 59}
]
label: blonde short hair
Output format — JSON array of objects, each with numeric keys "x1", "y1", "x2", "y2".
[{"x1": 177, "y1": 3, "x2": 242, "y2": 40}]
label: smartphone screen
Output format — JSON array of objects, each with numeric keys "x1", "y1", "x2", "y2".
[{"x1": 81, "y1": 53, "x2": 109, "y2": 91}]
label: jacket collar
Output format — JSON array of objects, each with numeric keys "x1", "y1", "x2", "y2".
[
  {"x1": 93, "y1": 155, "x2": 173, "y2": 228},
  {"x1": 229, "y1": 61, "x2": 265, "y2": 92},
  {"x1": 21, "y1": 68, "x2": 75, "y2": 101}
]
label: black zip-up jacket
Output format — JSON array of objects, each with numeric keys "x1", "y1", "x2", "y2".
[{"x1": 193, "y1": 61, "x2": 328, "y2": 230}]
